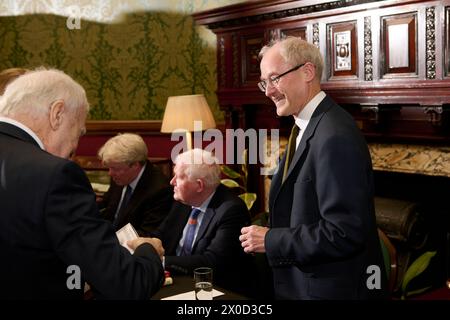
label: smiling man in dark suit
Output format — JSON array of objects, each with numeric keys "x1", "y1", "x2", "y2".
[
  {"x1": 0, "y1": 68, "x2": 164, "y2": 299},
  {"x1": 239, "y1": 37, "x2": 387, "y2": 300},
  {"x1": 97, "y1": 133, "x2": 173, "y2": 235}
]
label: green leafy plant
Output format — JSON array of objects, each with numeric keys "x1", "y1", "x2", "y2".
[
  {"x1": 401, "y1": 251, "x2": 436, "y2": 299},
  {"x1": 220, "y1": 149, "x2": 257, "y2": 211}
]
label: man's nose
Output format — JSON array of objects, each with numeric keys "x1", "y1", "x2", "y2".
[{"x1": 265, "y1": 81, "x2": 276, "y2": 96}]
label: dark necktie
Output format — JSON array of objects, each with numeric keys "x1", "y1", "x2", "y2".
[
  {"x1": 282, "y1": 124, "x2": 300, "y2": 182},
  {"x1": 114, "y1": 185, "x2": 133, "y2": 228},
  {"x1": 180, "y1": 208, "x2": 202, "y2": 256}
]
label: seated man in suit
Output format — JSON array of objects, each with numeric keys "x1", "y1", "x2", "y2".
[
  {"x1": 148, "y1": 148, "x2": 255, "y2": 296},
  {"x1": 97, "y1": 133, "x2": 173, "y2": 235}
]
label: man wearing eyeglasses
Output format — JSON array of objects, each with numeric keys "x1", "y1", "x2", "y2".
[{"x1": 240, "y1": 37, "x2": 387, "y2": 300}]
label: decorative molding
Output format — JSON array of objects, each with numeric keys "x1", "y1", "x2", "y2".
[
  {"x1": 313, "y1": 23, "x2": 320, "y2": 48},
  {"x1": 219, "y1": 36, "x2": 226, "y2": 87},
  {"x1": 85, "y1": 120, "x2": 162, "y2": 134},
  {"x1": 361, "y1": 104, "x2": 379, "y2": 123},
  {"x1": 422, "y1": 105, "x2": 447, "y2": 127},
  {"x1": 85, "y1": 120, "x2": 226, "y2": 135},
  {"x1": 425, "y1": 7, "x2": 436, "y2": 79},
  {"x1": 269, "y1": 29, "x2": 278, "y2": 42},
  {"x1": 446, "y1": 6, "x2": 450, "y2": 77},
  {"x1": 232, "y1": 33, "x2": 239, "y2": 87},
  {"x1": 206, "y1": 0, "x2": 379, "y2": 30},
  {"x1": 364, "y1": 16, "x2": 373, "y2": 81}
]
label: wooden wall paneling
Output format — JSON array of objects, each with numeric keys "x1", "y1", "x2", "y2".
[
  {"x1": 232, "y1": 33, "x2": 241, "y2": 88},
  {"x1": 444, "y1": 6, "x2": 450, "y2": 77},
  {"x1": 381, "y1": 12, "x2": 418, "y2": 77},
  {"x1": 240, "y1": 30, "x2": 265, "y2": 86},
  {"x1": 218, "y1": 34, "x2": 227, "y2": 88},
  {"x1": 193, "y1": 0, "x2": 450, "y2": 214},
  {"x1": 327, "y1": 20, "x2": 359, "y2": 79},
  {"x1": 280, "y1": 25, "x2": 307, "y2": 40}
]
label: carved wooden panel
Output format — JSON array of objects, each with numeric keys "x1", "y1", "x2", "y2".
[
  {"x1": 425, "y1": 7, "x2": 436, "y2": 79},
  {"x1": 241, "y1": 32, "x2": 264, "y2": 86},
  {"x1": 327, "y1": 20, "x2": 358, "y2": 79},
  {"x1": 445, "y1": 6, "x2": 450, "y2": 77},
  {"x1": 381, "y1": 12, "x2": 417, "y2": 78},
  {"x1": 364, "y1": 16, "x2": 374, "y2": 81},
  {"x1": 218, "y1": 35, "x2": 226, "y2": 87},
  {"x1": 280, "y1": 26, "x2": 307, "y2": 40},
  {"x1": 193, "y1": 0, "x2": 450, "y2": 218}
]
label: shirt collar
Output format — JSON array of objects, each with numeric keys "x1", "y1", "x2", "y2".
[
  {"x1": 0, "y1": 116, "x2": 45, "y2": 150},
  {"x1": 128, "y1": 162, "x2": 146, "y2": 191},
  {"x1": 193, "y1": 188, "x2": 216, "y2": 214},
  {"x1": 293, "y1": 91, "x2": 326, "y2": 131}
]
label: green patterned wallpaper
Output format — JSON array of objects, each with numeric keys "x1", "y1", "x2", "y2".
[{"x1": 0, "y1": 0, "x2": 245, "y2": 121}]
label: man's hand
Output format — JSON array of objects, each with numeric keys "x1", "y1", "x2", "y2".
[
  {"x1": 128, "y1": 237, "x2": 165, "y2": 260},
  {"x1": 239, "y1": 225, "x2": 269, "y2": 253}
]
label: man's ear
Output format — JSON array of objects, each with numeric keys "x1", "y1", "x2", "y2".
[
  {"x1": 49, "y1": 100, "x2": 65, "y2": 130},
  {"x1": 196, "y1": 179, "x2": 205, "y2": 193},
  {"x1": 303, "y1": 62, "x2": 316, "y2": 82}
]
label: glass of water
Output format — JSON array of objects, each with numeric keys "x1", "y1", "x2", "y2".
[{"x1": 194, "y1": 267, "x2": 213, "y2": 300}]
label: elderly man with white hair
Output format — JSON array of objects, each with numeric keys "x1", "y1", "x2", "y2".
[
  {"x1": 137, "y1": 148, "x2": 255, "y2": 297},
  {"x1": 0, "y1": 67, "x2": 164, "y2": 299}
]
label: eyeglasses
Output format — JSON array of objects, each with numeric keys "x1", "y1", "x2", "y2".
[{"x1": 257, "y1": 63, "x2": 306, "y2": 92}]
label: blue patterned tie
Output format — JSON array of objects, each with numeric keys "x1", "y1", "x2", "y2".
[
  {"x1": 114, "y1": 185, "x2": 133, "y2": 228},
  {"x1": 180, "y1": 208, "x2": 202, "y2": 256}
]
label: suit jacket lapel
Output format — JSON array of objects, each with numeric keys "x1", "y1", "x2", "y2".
[
  {"x1": 168, "y1": 205, "x2": 191, "y2": 254},
  {"x1": 192, "y1": 186, "x2": 224, "y2": 250},
  {"x1": 283, "y1": 96, "x2": 332, "y2": 182},
  {"x1": 269, "y1": 156, "x2": 284, "y2": 214},
  {"x1": 115, "y1": 162, "x2": 152, "y2": 224}
]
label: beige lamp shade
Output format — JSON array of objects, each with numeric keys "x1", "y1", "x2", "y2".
[{"x1": 161, "y1": 94, "x2": 216, "y2": 133}]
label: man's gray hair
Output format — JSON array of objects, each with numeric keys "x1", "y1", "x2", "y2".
[
  {"x1": 0, "y1": 67, "x2": 89, "y2": 118},
  {"x1": 175, "y1": 148, "x2": 221, "y2": 189},
  {"x1": 98, "y1": 133, "x2": 148, "y2": 165},
  {"x1": 259, "y1": 36, "x2": 324, "y2": 80}
]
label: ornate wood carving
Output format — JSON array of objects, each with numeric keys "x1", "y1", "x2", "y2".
[
  {"x1": 423, "y1": 105, "x2": 449, "y2": 128},
  {"x1": 193, "y1": 0, "x2": 450, "y2": 222},
  {"x1": 193, "y1": 0, "x2": 450, "y2": 144},
  {"x1": 364, "y1": 16, "x2": 373, "y2": 81},
  {"x1": 425, "y1": 7, "x2": 436, "y2": 79},
  {"x1": 204, "y1": 0, "x2": 383, "y2": 30},
  {"x1": 241, "y1": 33, "x2": 264, "y2": 86},
  {"x1": 269, "y1": 29, "x2": 278, "y2": 42},
  {"x1": 219, "y1": 36, "x2": 226, "y2": 87},
  {"x1": 313, "y1": 23, "x2": 320, "y2": 48},
  {"x1": 232, "y1": 33, "x2": 239, "y2": 87}
]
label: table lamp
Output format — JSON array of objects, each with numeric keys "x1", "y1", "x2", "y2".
[{"x1": 161, "y1": 94, "x2": 216, "y2": 149}]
